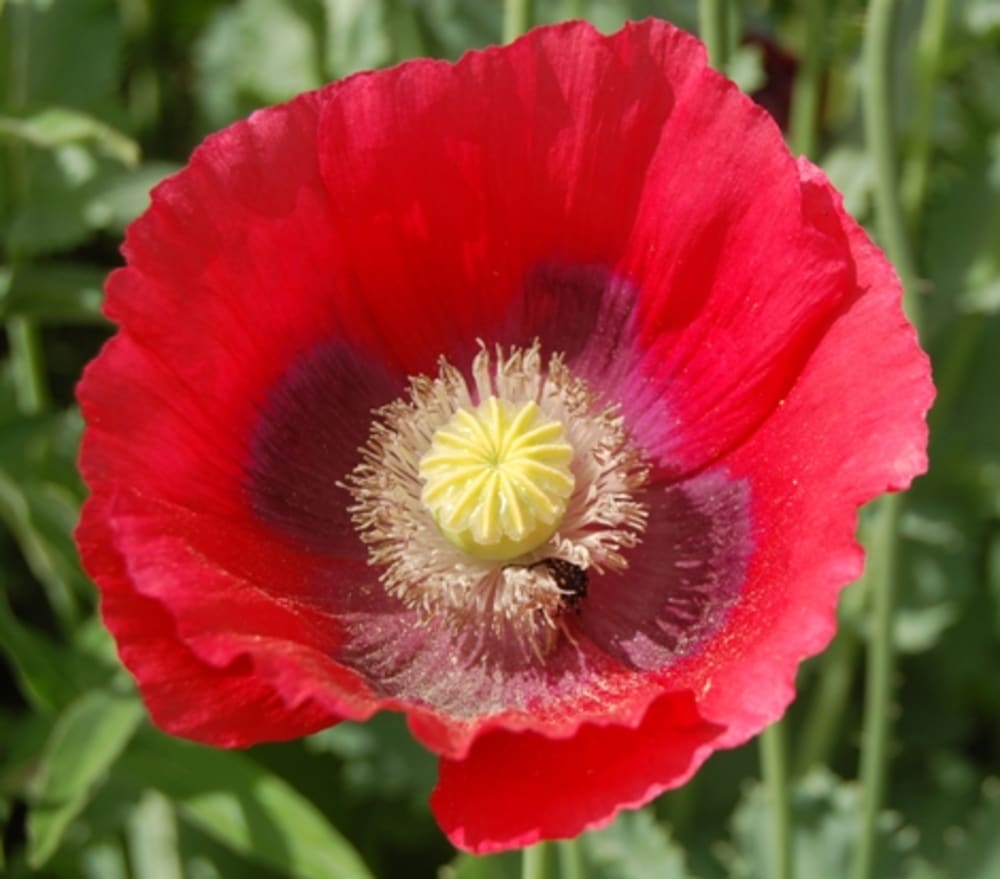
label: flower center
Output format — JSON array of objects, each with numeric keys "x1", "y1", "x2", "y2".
[
  {"x1": 418, "y1": 397, "x2": 575, "y2": 561},
  {"x1": 344, "y1": 342, "x2": 649, "y2": 659}
]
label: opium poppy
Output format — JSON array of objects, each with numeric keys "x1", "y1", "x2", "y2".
[{"x1": 76, "y1": 19, "x2": 933, "y2": 853}]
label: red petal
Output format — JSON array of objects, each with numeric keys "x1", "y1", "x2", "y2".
[
  {"x1": 431, "y1": 689, "x2": 722, "y2": 853},
  {"x1": 618, "y1": 58, "x2": 859, "y2": 474},
  {"x1": 663, "y1": 161, "x2": 933, "y2": 743},
  {"x1": 312, "y1": 21, "x2": 694, "y2": 373},
  {"x1": 108, "y1": 90, "x2": 342, "y2": 373},
  {"x1": 79, "y1": 87, "x2": 354, "y2": 542},
  {"x1": 345, "y1": 627, "x2": 669, "y2": 761},
  {"x1": 77, "y1": 494, "x2": 349, "y2": 744}
]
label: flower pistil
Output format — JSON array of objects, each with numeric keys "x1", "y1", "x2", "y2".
[{"x1": 419, "y1": 396, "x2": 575, "y2": 560}]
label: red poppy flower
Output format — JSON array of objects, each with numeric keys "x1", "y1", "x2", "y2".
[{"x1": 76, "y1": 19, "x2": 933, "y2": 853}]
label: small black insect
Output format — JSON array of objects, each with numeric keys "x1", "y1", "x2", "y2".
[{"x1": 529, "y1": 558, "x2": 588, "y2": 613}]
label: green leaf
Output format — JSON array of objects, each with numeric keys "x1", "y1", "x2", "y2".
[
  {"x1": 583, "y1": 811, "x2": 691, "y2": 879},
  {"x1": 73, "y1": 613, "x2": 123, "y2": 672},
  {"x1": 83, "y1": 161, "x2": 180, "y2": 233},
  {"x1": 0, "y1": 406, "x2": 87, "y2": 624},
  {"x1": 0, "y1": 108, "x2": 139, "y2": 166},
  {"x1": 0, "y1": 591, "x2": 79, "y2": 711},
  {"x1": 26, "y1": 690, "x2": 145, "y2": 868},
  {"x1": 989, "y1": 532, "x2": 1000, "y2": 638},
  {"x1": 721, "y1": 769, "x2": 916, "y2": 879},
  {"x1": 194, "y1": 0, "x2": 323, "y2": 129},
  {"x1": 964, "y1": 0, "x2": 1000, "y2": 36},
  {"x1": 0, "y1": 263, "x2": 106, "y2": 324},
  {"x1": 307, "y1": 711, "x2": 437, "y2": 807},
  {"x1": 820, "y1": 144, "x2": 875, "y2": 223},
  {"x1": 4, "y1": 147, "x2": 96, "y2": 255},
  {"x1": 936, "y1": 779, "x2": 1000, "y2": 878},
  {"x1": 121, "y1": 731, "x2": 375, "y2": 879},
  {"x1": 126, "y1": 790, "x2": 185, "y2": 879},
  {"x1": 955, "y1": 135, "x2": 1000, "y2": 315},
  {"x1": 321, "y1": 0, "x2": 392, "y2": 78},
  {"x1": 0, "y1": 467, "x2": 86, "y2": 626},
  {"x1": 439, "y1": 851, "x2": 520, "y2": 879},
  {"x1": 727, "y1": 43, "x2": 765, "y2": 95},
  {"x1": 12, "y1": 0, "x2": 123, "y2": 113},
  {"x1": 922, "y1": 312, "x2": 1000, "y2": 515},
  {"x1": 584, "y1": 0, "x2": 698, "y2": 35},
  {"x1": 890, "y1": 503, "x2": 974, "y2": 654},
  {"x1": 410, "y1": 0, "x2": 499, "y2": 58},
  {"x1": 441, "y1": 814, "x2": 692, "y2": 879},
  {"x1": 924, "y1": 136, "x2": 1000, "y2": 317},
  {"x1": 79, "y1": 839, "x2": 131, "y2": 879},
  {"x1": 3, "y1": 150, "x2": 171, "y2": 256}
]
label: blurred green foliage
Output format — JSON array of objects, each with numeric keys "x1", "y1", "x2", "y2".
[{"x1": 0, "y1": 0, "x2": 998, "y2": 876}]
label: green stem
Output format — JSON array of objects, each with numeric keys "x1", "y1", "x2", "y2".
[
  {"x1": 788, "y1": 0, "x2": 826, "y2": 157},
  {"x1": 760, "y1": 722, "x2": 793, "y2": 879},
  {"x1": 853, "y1": 3, "x2": 922, "y2": 876},
  {"x1": 862, "y1": 0, "x2": 920, "y2": 311},
  {"x1": 3, "y1": 0, "x2": 49, "y2": 415},
  {"x1": 794, "y1": 626, "x2": 861, "y2": 775},
  {"x1": 727, "y1": 0, "x2": 743, "y2": 60},
  {"x1": 928, "y1": 312, "x2": 983, "y2": 433},
  {"x1": 7, "y1": 316, "x2": 49, "y2": 415},
  {"x1": 699, "y1": 0, "x2": 731, "y2": 70},
  {"x1": 5, "y1": 0, "x2": 28, "y2": 109},
  {"x1": 852, "y1": 494, "x2": 902, "y2": 879},
  {"x1": 503, "y1": 0, "x2": 534, "y2": 43},
  {"x1": 903, "y1": 0, "x2": 951, "y2": 231},
  {"x1": 794, "y1": 572, "x2": 866, "y2": 775},
  {"x1": 556, "y1": 838, "x2": 586, "y2": 879},
  {"x1": 566, "y1": 0, "x2": 586, "y2": 20},
  {"x1": 656, "y1": 781, "x2": 696, "y2": 838},
  {"x1": 522, "y1": 842, "x2": 552, "y2": 879}
]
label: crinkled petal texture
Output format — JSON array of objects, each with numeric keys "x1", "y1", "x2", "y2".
[{"x1": 76, "y1": 19, "x2": 933, "y2": 853}]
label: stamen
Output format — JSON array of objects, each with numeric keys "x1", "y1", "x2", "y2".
[{"x1": 344, "y1": 341, "x2": 649, "y2": 659}]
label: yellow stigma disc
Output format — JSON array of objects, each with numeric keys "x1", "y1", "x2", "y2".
[{"x1": 418, "y1": 397, "x2": 575, "y2": 561}]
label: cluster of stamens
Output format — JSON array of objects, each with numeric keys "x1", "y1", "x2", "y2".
[{"x1": 344, "y1": 341, "x2": 649, "y2": 658}]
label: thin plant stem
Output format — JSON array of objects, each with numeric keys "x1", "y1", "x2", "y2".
[
  {"x1": 556, "y1": 838, "x2": 587, "y2": 879},
  {"x1": 699, "y1": 0, "x2": 731, "y2": 70},
  {"x1": 794, "y1": 625, "x2": 861, "y2": 775},
  {"x1": 852, "y1": 494, "x2": 902, "y2": 879},
  {"x1": 928, "y1": 312, "x2": 983, "y2": 433},
  {"x1": 794, "y1": 569, "x2": 867, "y2": 775},
  {"x1": 854, "y1": 2, "x2": 923, "y2": 876},
  {"x1": 862, "y1": 0, "x2": 920, "y2": 311},
  {"x1": 3, "y1": 0, "x2": 50, "y2": 416},
  {"x1": 7, "y1": 317, "x2": 50, "y2": 415},
  {"x1": 657, "y1": 781, "x2": 697, "y2": 838},
  {"x1": 760, "y1": 722, "x2": 793, "y2": 879},
  {"x1": 788, "y1": 0, "x2": 827, "y2": 157},
  {"x1": 903, "y1": 0, "x2": 951, "y2": 231},
  {"x1": 566, "y1": 0, "x2": 586, "y2": 20},
  {"x1": 727, "y1": 0, "x2": 743, "y2": 60},
  {"x1": 522, "y1": 842, "x2": 552, "y2": 879},
  {"x1": 504, "y1": 0, "x2": 534, "y2": 44}
]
